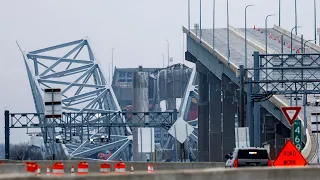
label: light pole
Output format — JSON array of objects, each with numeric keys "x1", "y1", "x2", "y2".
[
  {"x1": 291, "y1": 26, "x2": 302, "y2": 53},
  {"x1": 213, "y1": 0, "x2": 215, "y2": 50},
  {"x1": 279, "y1": 0, "x2": 281, "y2": 26},
  {"x1": 314, "y1": 0, "x2": 317, "y2": 44},
  {"x1": 295, "y1": 0, "x2": 298, "y2": 35},
  {"x1": 161, "y1": 54, "x2": 165, "y2": 68},
  {"x1": 166, "y1": 40, "x2": 170, "y2": 67},
  {"x1": 245, "y1": 4, "x2": 254, "y2": 68},
  {"x1": 227, "y1": 0, "x2": 230, "y2": 64},
  {"x1": 200, "y1": 0, "x2": 202, "y2": 41},
  {"x1": 188, "y1": 0, "x2": 190, "y2": 33},
  {"x1": 265, "y1": 14, "x2": 275, "y2": 54},
  {"x1": 304, "y1": 40, "x2": 314, "y2": 53},
  {"x1": 111, "y1": 48, "x2": 115, "y2": 81},
  {"x1": 108, "y1": 63, "x2": 112, "y2": 83}
]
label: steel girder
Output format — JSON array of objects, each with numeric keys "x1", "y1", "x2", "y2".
[
  {"x1": 19, "y1": 39, "x2": 132, "y2": 160},
  {"x1": 175, "y1": 67, "x2": 198, "y2": 158}
]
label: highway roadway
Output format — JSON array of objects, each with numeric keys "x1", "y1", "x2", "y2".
[
  {"x1": 242, "y1": 27, "x2": 320, "y2": 123},
  {"x1": 190, "y1": 25, "x2": 318, "y2": 162}
]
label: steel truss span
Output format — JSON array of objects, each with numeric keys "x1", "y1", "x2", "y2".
[{"x1": 18, "y1": 39, "x2": 134, "y2": 160}]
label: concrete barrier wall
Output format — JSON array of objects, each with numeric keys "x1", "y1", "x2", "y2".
[
  {"x1": 0, "y1": 161, "x2": 224, "y2": 174},
  {"x1": 1, "y1": 166, "x2": 320, "y2": 180}
]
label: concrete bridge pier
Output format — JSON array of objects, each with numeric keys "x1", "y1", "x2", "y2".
[
  {"x1": 196, "y1": 62, "x2": 237, "y2": 162},
  {"x1": 221, "y1": 74, "x2": 237, "y2": 157},
  {"x1": 197, "y1": 62, "x2": 209, "y2": 162},
  {"x1": 208, "y1": 72, "x2": 222, "y2": 162}
]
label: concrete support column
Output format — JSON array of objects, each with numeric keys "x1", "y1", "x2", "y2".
[
  {"x1": 207, "y1": 72, "x2": 222, "y2": 162},
  {"x1": 222, "y1": 75, "x2": 236, "y2": 158},
  {"x1": 132, "y1": 66, "x2": 149, "y2": 161},
  {"x1": 197, "y1": 71, "x2": 209, "y2": 162}
]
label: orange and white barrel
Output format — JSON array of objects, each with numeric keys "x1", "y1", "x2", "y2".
[
  {"x1": 52, "y1": 162, "x2": 64, "y2": 176},
  {"x1": 115, "y1": 162, "x2": 126, "y2": 173},
  {"x1": 100, "y1": 163, "x2": 110, "y2": 174},
  {"x1": 25, "y1": 162, "x2": 37, "y2": 175},
  {"x1": 77, "y1": 162, "x2": 89, "y2": 175}
]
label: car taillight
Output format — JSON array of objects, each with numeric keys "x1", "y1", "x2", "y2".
[
  {"x1": 268, "y1": 159, "x2": 272, "y2": 166},
  {"x1": 233, "y1": 159, "x2": 238, "y2": 167}
]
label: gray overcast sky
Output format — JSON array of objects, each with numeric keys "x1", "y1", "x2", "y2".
[{"x1": 0, "y1": 0, "x2": 317, "y2": 143}]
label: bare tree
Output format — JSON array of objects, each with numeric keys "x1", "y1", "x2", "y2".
[{"x1": 10, "y1": 143, "x2": 43, "y2": 160}]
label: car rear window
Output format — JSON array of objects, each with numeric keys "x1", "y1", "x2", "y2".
[{"x1": 237, "y1": 149, "x2": 269, "y2": 159}]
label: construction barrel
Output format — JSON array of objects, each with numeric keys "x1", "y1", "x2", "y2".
[
  {"x1": 52, "y1": 162, "x2": 64, "y2": 176},
  {"x1": 78, "y1": 161, "x2": 89, "y2": 175},
  {"x1": 115, "y1": 162, "x2": 126, "y2": 173},
  {"x1": 100, "y1": 163, "x2": 111, "y2": 174}
]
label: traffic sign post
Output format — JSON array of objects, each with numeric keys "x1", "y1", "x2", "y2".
[
  {"x1": 273, "y1": 139, "x2": 307, "y2": 166},
  {"x1": 293, "y1": 120, "x2": 302, "y2": 151},
  {"x1": 281, "y1": 106, "x2": 301, "y2": 126}
]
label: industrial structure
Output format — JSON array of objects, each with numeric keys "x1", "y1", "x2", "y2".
[
  {"x1": 4, "y1": 22, "x2": 320, "y2": 163},
  {"x1": 6, "y1": 41, "x2": 198, "y2": 161}
]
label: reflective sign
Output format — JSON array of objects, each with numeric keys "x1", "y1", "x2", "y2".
[
  {"x1": 281, "y1": 106, "x2": 301, "y2": 126},
  {"x1": 293, "y1": 120, "x2": 302, "y2": 151},
  {"x1": 273, "y1": 139, "x2": 307, "y2": 166}
]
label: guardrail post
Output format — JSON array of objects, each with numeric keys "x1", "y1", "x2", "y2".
[{"x1": 4, "y1": 110, "x2": 10, "y2": 159}]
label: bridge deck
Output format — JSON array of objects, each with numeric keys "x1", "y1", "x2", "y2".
[
  {"x1": 239, "y1": 28, "x2": 320, "y2": 122},
  {"x1": 187, "y1": 26, "x2": 317, "y2": 161}
]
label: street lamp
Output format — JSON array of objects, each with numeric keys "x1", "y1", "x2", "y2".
[
  {"x1": 304, "y1": 40, "x2": 314, "y2": 53},
  {"x1": 200, "y1": 0, "x2": 202, "y2": 41},
  {"x1": 278, "y1": 0, "x2": 281, "y2": 26},
  {"x1": 291, "y1": 26, "x2": 302, "y2": 53},
  {"x1": 227, "y1": 0, "x2": 230, "y2": 64},
  {"x1": 245, "y1": 4, "x2": 254, "y2": 68},
  {"x1": 213, "y1": 0, "x2": 215, "y2": 50},
  {"x1": 166, "y1": 40, "x2": 170, "y2": 67},
  {"x1": 314, "y1": 0, "x2": 317, "y2": 44},
  {"x1": 188, "y1": 0, "x2": 190, "y2": 33},
  {"x1": 265, "y1": 14, "x2": 275, "y2": 54},
  {"x1": 295, "y1": 0, "x2": 298, "y2": 35},
  {"x1": 112, "y1": 48, "x2": 115, "y2": 80},
  {"x1": 161, "y1": 54, "x2": 165, "y2": 68},
  {"x1": 108, "y1": 63, "x2": 112, "y2": 83}
]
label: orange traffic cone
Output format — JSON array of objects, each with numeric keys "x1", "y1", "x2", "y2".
[
  {"x1": 274, "y1": 36, "x2": 277, "y2": 40},
  {"x1": 46, "y1": 165, "x2": 50, "y2": 176},
  {"x1": 71, "y1": 165, "x2": 75, "y2": 175},
  {"x1": 130, "y1": 165, "x2": 134, "y2": 173},
  {"x1": 278, "y1": 38, "x2": 281, "y2": 43},
  {"x1": 288, "y1": 43, "x2": 290, "y2": 48},
  {"x1": 151, "y1": 164, "x2": 154, "y2": 172},
  {"x1": 35, "y1": 164, "x2": 41, "y2": 176},
  {"x1": 269, "y1": 33, "x2": 272, "y2": 38},
  {"x1": 297, "y1": 49, "x2": 300, "y2": 53},
  {"x1": 254, "y1": 25, "x2": 256, "y2": 29},
  {"x1": 258, "y1": 27, "x2": 260, "y2": 31},
  {"x1": 147, "y1": 164, "x2": 152, "y2": 173}
]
